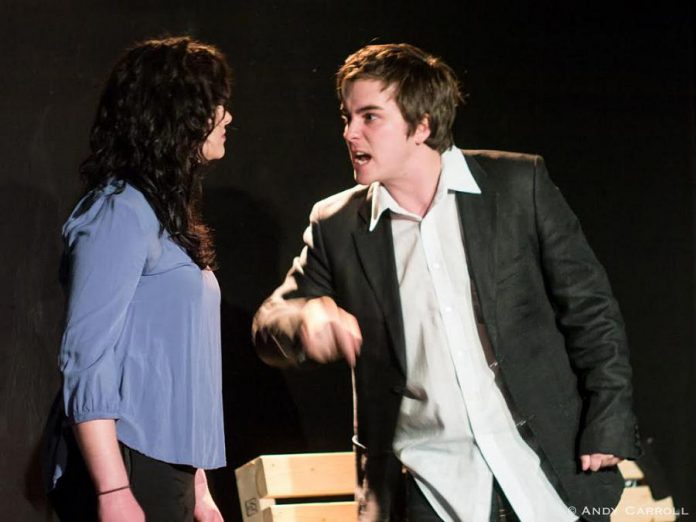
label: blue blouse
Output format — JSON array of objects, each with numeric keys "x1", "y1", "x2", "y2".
[{"x1": 48, "y1": 179, "x2": 225, "y2": 488}]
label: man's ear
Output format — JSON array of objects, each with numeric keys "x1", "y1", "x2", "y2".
[{"x1": 414, "y1": 113, "x2": 431, "y2": 145}]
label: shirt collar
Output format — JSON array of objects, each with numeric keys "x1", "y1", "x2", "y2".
[{"x1": 369, "y1": 147, "x2": 481, "y2": 231}]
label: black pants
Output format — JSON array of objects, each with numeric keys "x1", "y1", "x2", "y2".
[
  {"x1": 406, "y1": 473, "x2": 520, "y2": 522},
  {"x1": 49, "y1": 435, "x2": 196, "y2": 522}
]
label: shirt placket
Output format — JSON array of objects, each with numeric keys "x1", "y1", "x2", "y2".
[{"x1": 419, "y1": 207, "x2": 482, "y2": 406}]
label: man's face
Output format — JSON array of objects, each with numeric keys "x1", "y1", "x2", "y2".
[{"x1": 341, "y1": 79, "x2": 421, "y2": 187}]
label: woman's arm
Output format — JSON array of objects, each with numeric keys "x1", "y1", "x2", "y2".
[
  {"x1": 61, "y1": 194, "x2": 152, "y2": 519},
  {"x1": 73, "y1": 419, "x2": 144, "y2": 521}
]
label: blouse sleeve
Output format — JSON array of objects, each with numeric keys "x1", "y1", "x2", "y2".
[{"x1": 60, "y1": 194, "x2": 151, "y2": 424}]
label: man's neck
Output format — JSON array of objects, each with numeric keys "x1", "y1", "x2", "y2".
[{"x1": 383, "y1": 148, "x2": 442, "y2": 217}]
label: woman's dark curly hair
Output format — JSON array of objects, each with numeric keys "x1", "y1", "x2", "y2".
[{"x1": 80, "y1": 36, "x2": 233, "y2": 269}]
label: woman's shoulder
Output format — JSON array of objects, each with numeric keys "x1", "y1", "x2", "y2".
[
  {"x1": 110, "y1": 181, "x2": 159, "y2": 226},
  {"x1": 63, "y1": 179, "x2": 159, "y2": 240}
]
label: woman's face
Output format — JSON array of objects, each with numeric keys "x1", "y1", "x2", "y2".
[{"x1": 202, "y1": 105, "x2": 232, "y2": 161}]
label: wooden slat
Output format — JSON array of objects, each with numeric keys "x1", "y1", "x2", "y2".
[
  {"x1": 618, "y1": 460, "x2": 644, "y2": 481},
  {"x1": 263, "y1": 501, "x2": 357, "y2": 522},
  {"x1": 255, "y1": 452, "x2": 356, "y2": 499}
]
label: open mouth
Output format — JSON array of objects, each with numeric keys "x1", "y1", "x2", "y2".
[{"x1": 353, "y1": 151, "x2": 372, "y2": 165}]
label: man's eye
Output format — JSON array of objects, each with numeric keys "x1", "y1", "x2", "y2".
[{"x1": 364, "y1": 113, "x2": 377, "y2": 122}]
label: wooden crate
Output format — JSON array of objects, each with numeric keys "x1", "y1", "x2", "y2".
[{"x1": 236, "y1": 453, "x2": 676, "y2": 521}]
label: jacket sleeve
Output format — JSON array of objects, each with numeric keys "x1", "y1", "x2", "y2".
[
  {"x1": 532, "y1": 156, "x2": 640, "y2": 459},
  {"x1": 60, "y1": 196, "x2": 150, "y2": 424},
  {"x1": 252, "y1": 202, "x2": 335, "y2": 367}
]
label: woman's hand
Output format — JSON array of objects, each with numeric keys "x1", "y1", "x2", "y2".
[
  {"x1": 97, "y1": 487, "x2": 145, "y2": 522},
  {"x1": 194, "y1": 469, "x2": 224, "y2": 522}
]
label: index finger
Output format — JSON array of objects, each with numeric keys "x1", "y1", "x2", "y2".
[
  {"x1": 340, "y1": 310, "x2": 363, "y2": 355},
  {"x1": 330, "y1": 320, "x2": 359, "y2": 367}
]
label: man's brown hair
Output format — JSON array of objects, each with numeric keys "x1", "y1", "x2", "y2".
[{"x1": 336, "y1": 43, "x2": 463, "y2": 152}]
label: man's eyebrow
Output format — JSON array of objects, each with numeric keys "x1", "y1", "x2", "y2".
[
  {"x1": 341, "y1": 104, "x2": 384, "y2": 116},
  {"x1": 355, "y1": 104, "x2": 384, "y2": 114}
]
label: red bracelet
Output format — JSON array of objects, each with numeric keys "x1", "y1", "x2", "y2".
[{"x1": 97, "y1": 485, "x2": 130, "y2": 496}]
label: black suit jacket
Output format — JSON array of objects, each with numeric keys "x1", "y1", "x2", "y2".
[{"x1": 253, "y1": 150, "x2": 640, "y2": 521}]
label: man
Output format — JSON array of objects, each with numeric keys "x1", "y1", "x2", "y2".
[{"x1": 253, "y1": 43, "x2": 640, "y2": 521}]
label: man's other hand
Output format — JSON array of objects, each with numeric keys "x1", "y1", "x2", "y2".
[
  {"x1": 580, "y1": 453, "x2": 622, "y2": 472},
  {"x1": 299, "y1": 296, "x2": 362, "y2": 366}
]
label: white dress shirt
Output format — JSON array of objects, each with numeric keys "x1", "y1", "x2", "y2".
[{"x1": 370, "y1": 147, "x2": 576, "y2": 522}]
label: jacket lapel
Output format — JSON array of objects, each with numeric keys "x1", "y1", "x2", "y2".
[
  {"x1": 353, "y1": 189, "x2": 407, "y2": 376},
  {"x1": 456, "y1": 155, "x2": 499, "y2": 346}
]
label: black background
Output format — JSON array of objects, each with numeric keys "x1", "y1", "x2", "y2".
[{"x1": 1, "y1": 1, "x2": 693, "y2": 520}]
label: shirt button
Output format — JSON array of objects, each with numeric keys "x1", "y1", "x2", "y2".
[
  {"x1": 433, "y1": 262, "x2": 441, "y2": 270},
  {"x1": 445, "y1": 306, "x2": 453, "y2": 313}
]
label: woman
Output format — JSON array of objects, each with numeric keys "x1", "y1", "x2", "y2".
[{"x1": 45, "y1": 36, "x2": 233, "y2": 521}]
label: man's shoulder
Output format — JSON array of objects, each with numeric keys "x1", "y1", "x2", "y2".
[
  {"x1": 462, "y1": 149, "x2": 546, "y2": 195},
  {"x1": 310, "y1": 184, "x2": 369, "y2": 222},
  {"x1": 463, "y1": 149, "x2": 541, "y2": 170}
]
